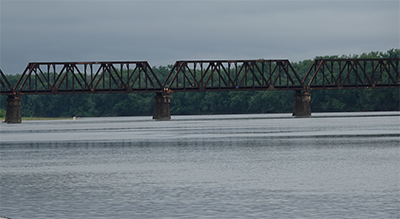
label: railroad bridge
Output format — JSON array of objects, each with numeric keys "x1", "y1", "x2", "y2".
[{"x1": 1, "y1": 58, "x2": 399, "y2": 123}]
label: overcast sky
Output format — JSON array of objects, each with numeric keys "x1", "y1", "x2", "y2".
[{"x1": 1, "y1": 0, "x2": 399, "y2": 74}]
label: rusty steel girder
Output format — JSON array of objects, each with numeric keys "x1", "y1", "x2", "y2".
[
  {"x1": 0, "y1": 69, "x2": 15, "y2": 95},
  {"x1": 302, "y1": 58, "x2": 400, "y2": 90},
  {"x1": 163, "y1": 60, "x2": 303, "y2": 92},
  {"x1": 12, "y1": 61, "x2": 163, "y2": 95}
]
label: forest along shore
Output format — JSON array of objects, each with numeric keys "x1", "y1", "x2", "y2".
[{"x1": 0, "y1": 50, "x2": 399, "y2": 118}]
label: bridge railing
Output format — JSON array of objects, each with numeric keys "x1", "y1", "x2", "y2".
[
  {"x1": 302, "y1": 58, "x2": 400, "y2": 90},
  {"x1": 12, "y1": 61, "x2": 163, "y2": 95},
  {"x1": 162, "y1": 59, "x2": 303, "y2": 92}
]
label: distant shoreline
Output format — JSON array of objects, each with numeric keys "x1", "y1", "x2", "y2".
[
  {"x1": 1, "y1": 111, "x2": 399, "y2": 122},
  {"x1": 1, "y1": 117, "x2": 71, "y2": 122}
]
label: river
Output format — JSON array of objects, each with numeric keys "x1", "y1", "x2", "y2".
[{"x1": 0, "y1": 112, "x2": 399, "y2": 218}]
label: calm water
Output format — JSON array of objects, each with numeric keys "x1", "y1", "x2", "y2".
[{"x1": 0, "y1": 112, "x2": 399, "y2": 219}]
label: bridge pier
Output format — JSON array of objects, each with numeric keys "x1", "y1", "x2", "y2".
[
  {"x1": 5, "y1": 95, "x2": 22, "y2": 123},
  {"x1": 293, "y1": 91, "x2": 311, "y2": 118},
  {"x1": 153, "y1": 92, "x2": 171, "y2": 120}
]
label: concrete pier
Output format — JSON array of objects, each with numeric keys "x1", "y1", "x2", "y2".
[
  {"x1": 292, "y1": 91, "x2": 311, "y2": 117},
  {"x1": 5, "y1": 95, "x2": 22, "y2": 123},
  {"x1": 153, "y1": 93, "x2": 171, "y2": 120}
]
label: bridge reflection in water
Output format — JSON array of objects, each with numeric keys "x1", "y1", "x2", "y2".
[{"x1": 1, "y1": 58, "x2": 399, "y2": 123}]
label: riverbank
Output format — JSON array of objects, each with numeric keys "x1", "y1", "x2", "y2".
[
  {"x1": 1, "y1": 117, "x2": 72, "y2": 122},
  {"x1": 1, "y1": 111, "x2": 400, "y2": 123}
]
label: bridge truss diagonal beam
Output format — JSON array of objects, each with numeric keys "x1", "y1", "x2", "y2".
[
  {"x1": 162, "y1": 59, "x2": 303, "y2": 92},
  {"x1": 0, "y1": 69, "x2": 15, "y2": 95},
  {"x1": 302, "y1": 58, "x2": 400, "y2": 90},
  {"x1": 12, "y1": 61, "x2": 164, "y2": 95}
]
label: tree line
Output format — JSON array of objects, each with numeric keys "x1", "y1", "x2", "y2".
[{"x1": 0, "y1": 49, "x2": 399, "y2": 118}]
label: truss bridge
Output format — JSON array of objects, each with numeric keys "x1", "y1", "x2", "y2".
[{"x1": 1, "y1": 58, "x2": 399, "y2": 123}]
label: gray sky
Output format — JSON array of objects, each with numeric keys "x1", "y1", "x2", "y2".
[{"x1": 1, "y1": 0, "x2": 399, "y2": 74}]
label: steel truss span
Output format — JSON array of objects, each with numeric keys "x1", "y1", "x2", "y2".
[
  {"x1": 163, "y1": 59, "x2": 303, "y2": 92},
  {"x1": 303, "y1": 58, "x2": 400, "y2": 90},
  {"x1": 5, "y1": 61, "x2": 163, "y2": 95}
]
